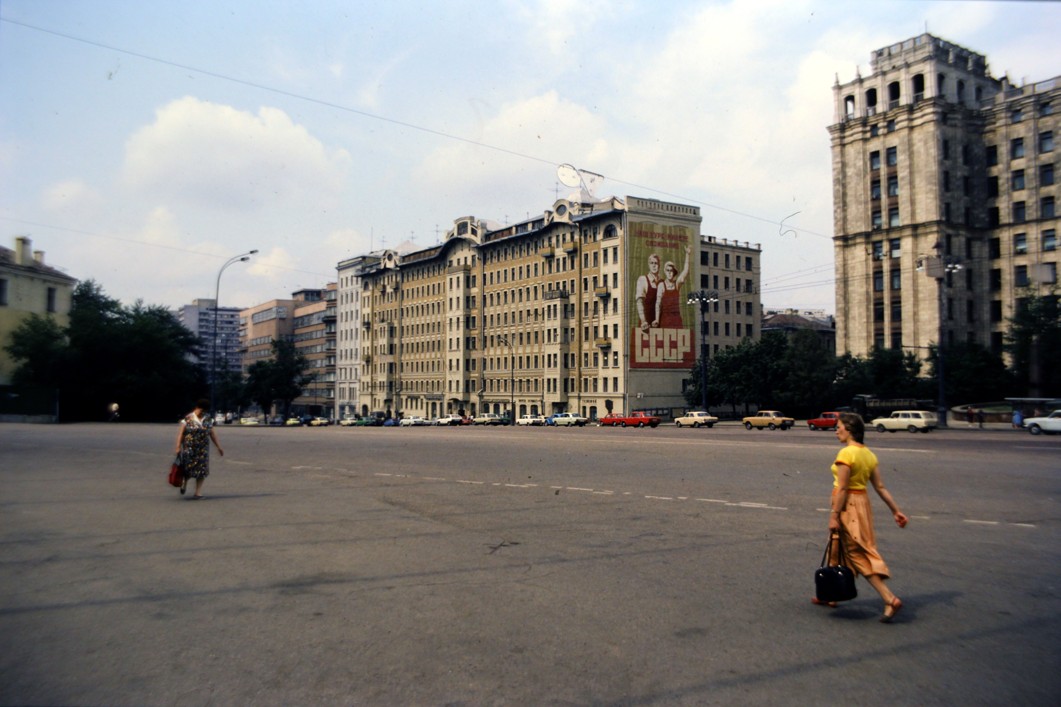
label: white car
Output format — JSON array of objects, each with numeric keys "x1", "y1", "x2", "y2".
[
  {"x1": 871, "y1": 410, "x2": 938, "y2": 433},
  {"x1": 551, "y1": 412, "x2": 588, "y2": 427},
  {"x1": 1024, "y1": 410, "x2": 1061, "y2": 435},
  {"x1": 399, "y1": 416, "x2": 428, "y2": 427},
  {"x1": 433, "y1": 414, "x2": 463, "y2": 426},
  {"x1": 516, "y1": 414, "x2": 546, "y2": 426},
  {"x1": 473, "y1": 413, "x2": 504, "y2": 425},
  {"x1": 675, "y1": 411, "x2": 719, "y2": 428}
]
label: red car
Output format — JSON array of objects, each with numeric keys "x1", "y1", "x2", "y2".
[
  {"x1": 807, "y1": 411, "x2": 841, "y2": 430},
  {"x1": 599, "y1": 411, "x2": 661, "y2": 428}
]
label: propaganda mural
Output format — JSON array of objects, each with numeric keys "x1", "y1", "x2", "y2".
[{"x1": 628, "y1": 220, "x2": 695, "y2": 369}]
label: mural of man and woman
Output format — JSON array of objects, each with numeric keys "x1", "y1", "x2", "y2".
[{"x1": 635, "y1": 245, "x2": 691, "y2": 331}]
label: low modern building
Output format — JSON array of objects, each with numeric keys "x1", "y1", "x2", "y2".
[
  {"x1": 0, "y1": 236, "x2": 77, "y2": 386},
  {"x1": 340, "y1": 194, "x2": 761, "y2": 422},
  {"x1": 239, "y1": 297, "x2": 295, "y2": 379},
  {"x1": 830, "y1": 33, "x2": 1059, "y2": 359}
]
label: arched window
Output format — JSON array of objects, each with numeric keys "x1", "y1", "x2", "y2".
[
  {"x1": 912, "y1": 74, "x2": 925, "y2": 102},
  {"x1": 844, "y1": 95, "x2": 856, "y2": 120},
  {"x1": 937, "y1": 73, "x2": 947, "y2": 98},
  {"x1": 865, "y1": 88, "x2": 878, "y2": 116},
  {"x1": 957, "y1": 80, "x2": 966, "y2": 104},
  {"x1": 888, "y1": 81, "x2": 901, "y2": 109}
]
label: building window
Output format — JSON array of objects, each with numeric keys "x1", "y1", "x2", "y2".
[
  {"x1": 1012, "y1": 108, "x2": 1023, "y2": 123},
  {"x1": 874, "y1": 302, "x2": 884, "y2": 322},
  {"x1": 0, "y1": 278, "x2": 7, "y2": 306},
  {"x1": 874, "y1": 272, "x2": 884, "y2": 292},
  {"x1": 1043, "y1": 196, "x2": 1056, "y2": 219},
  {"x1": 1014, "y1": 233, "x2": 1027, "y2": 255},
  {"x1": 1042, "y1": 163, "x2": 1055, "y2": 186},
  {"x1": 888, "y1": 207, "x2": 900, "y2": 228},
  {"x1": 989, "y1": 238, "x2": 1001, "y2": 258},
  {"x1": 886, "y1": 146, "x2": 898, "y2": 166},
  {"x1": 891, "y1": 300, "x2": 902, "y2": 321},
  {"x1": 987, "y1": 176, "x2": 999, "y2": 198},
  {"x1": 1011, "y1": 138, "x2": 1025, "y2": 159},
  {"x1": 1015, "y1": 265, "x2": 1030, "y2": 288},
  {"x1": 1012, "y1": 170, "x2": 1025, "y2": 191},
  {"x1": 1014, "y1": 201, "x2": 1026, "y2": 223},
  {"x1": 886, "y1": 119, "x2": 896, "y2": 133},
  {"x1": 46, "y1": 287, "x2": 57, "y2": 313},
  {"x1": 1043, "y1": 262, "x2": 1058, "y2": 285},
  {"x1": 890, "y1": 332, "x2": 902, "y2": 350},
  {"x1": 887, "y1": 176, "x2": 899, "y2": 197},
  {"x1": 1041, "y1": 131, "x2": 1055, "y2": 153},
  {"x1": 871, "y1": 180, "x2": 881, "y2": 200},
  {"x1": 870, "y1": 151, "x2": 881, "y2": 170},
  {"x1": 872, "y1": 210, "x2": 882, "y2": 229},
  {"x1": 889, "y1": 238, "x2": 901, "y2": 258},
  {"x1": 870, "y1": 124, "x2": 879, "y2": 137},
  {"x1": 872, "y1": 241, "x2": 884, "y2": 260},
  {"x1": 989, "y1": 269, "x2": 1002, "y2": 291},
  {"x1": 990, "y1": 300, "x2": 1003, "y2": 323},
  {"x1": 890, "y1": 270, "x2": 901, "y2": 290},
  {"x1": 1044, "y1": 229, "x2": 1057, "y2": 252},
  {"x1": 986, "y1": 145, "x2": 997, "y2": 166}
]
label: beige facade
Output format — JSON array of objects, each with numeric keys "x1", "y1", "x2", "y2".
[
  {"x1": 239, "y1": 298, "x2": 295, "y2": 378},
  {"x1": 831, "y1": 34, "x2": 1059, "y2": 359},
  {"x1": 350, "y1": 195, "x2": 760, "y2": 421},
  {"x1": 291, "y1": 284, "x2": 337, "y2": 417},
  {"x1": 0, "y1": 237, "x2": 77, "y2": 385}
]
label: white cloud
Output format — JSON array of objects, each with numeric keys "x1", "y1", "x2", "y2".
[
  {"x1": 41, "y1": 178, "x2": 103, "y2": 214},
  {"x1": 122, "y1": 97, "x2": 352, "y2": 211}
]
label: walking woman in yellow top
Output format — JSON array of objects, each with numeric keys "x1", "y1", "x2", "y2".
[{"x1": 817, "y1": 411, "x2": 909, "y2": 622}]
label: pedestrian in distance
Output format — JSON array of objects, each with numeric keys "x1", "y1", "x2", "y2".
[
  {"x1": 174, "y1": 398, "x2": 224, "y2": 500},
  {"x1": 814, "y1": 411, "x2": 908, "y2": 622},
  {"x1": 976, "y1": 408, "x2": 985, "y2": 429},
  {"x1": 1012, "y1": 409, "x2": 1024, "y2": 429}
]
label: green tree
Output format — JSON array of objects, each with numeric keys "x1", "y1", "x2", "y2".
[
  {"x1": 5, "y1": 280, "x2": 203, "y2": 421},
  {"x1": 1004, "y1": 290, "x2": 1061, "y2": 396},
  {"x1": 243, "y1": 339, "x2": 310, "y2": 418},
  {"x1": 3, "y1": 314, "x2": 68, "y2": 387},
  {"x1": 778, "y1": 329, "x2": 837, "y2": 416},
  {"x1": 926, "y1": 341, "x2": 1014, "y2": 405}
]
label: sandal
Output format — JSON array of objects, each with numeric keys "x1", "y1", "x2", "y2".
[
  {"x1": 811, "y1": 597, "x2": 837, "y2": 608},
  {"x1": 880, "y1": 597, "x2": 903, "y2": 623}
]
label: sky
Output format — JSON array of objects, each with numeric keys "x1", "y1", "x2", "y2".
[{"x1": 2, "y1": 1, "x2": 1059, "y2": 314}]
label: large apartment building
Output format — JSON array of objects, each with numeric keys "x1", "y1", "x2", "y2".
[
  {"x1": 291, "y1": 284, "x2": 337, "y2": 418},
  {"x1": 830, "y1": 34, "x2": 1059, "y2": 357},
  {"x1": 337, "y1": 194, "x2": 760, "y2": 422}
]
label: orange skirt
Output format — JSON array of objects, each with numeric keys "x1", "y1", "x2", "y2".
[{"x1": 831, "y1": 489, "x2": 890, "y2": 578}]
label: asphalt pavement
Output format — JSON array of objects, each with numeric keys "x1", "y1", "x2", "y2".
[{"x1": 1, "y1": 422, "x2": 1058, "y2": 705}]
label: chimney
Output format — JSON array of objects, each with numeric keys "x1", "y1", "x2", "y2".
[
  {"x1": 15, "y1": 236, "x2": 32, "y2": 266},
  {"x1": 33, "y1": 250, "x2": 45, "y2": 265}
]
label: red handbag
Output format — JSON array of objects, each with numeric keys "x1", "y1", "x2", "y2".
[{"x1": 168, "y1": 454, "x2": 184, "y2": 487}]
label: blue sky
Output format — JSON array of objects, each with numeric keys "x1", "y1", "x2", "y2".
[{"x1": 2, "y1": 0, "x2": 1059, "y2": 312}]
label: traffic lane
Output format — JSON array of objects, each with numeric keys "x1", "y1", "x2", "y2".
[{"x1": 1, "y1": 424, "x2": 1058, "y2": 705}]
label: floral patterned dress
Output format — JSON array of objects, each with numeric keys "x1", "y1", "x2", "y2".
[{"x1": 179, "y1": 413, "x2": 213, "y2": 479}]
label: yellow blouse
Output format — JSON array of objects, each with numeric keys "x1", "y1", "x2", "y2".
[{"x1": 831, "y1": 444, "x2": 877, "y2": 490}]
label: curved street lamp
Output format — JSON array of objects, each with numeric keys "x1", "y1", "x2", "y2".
[
  {"x1": 211, "y1": 249, "x2": 258, "y2": 415},
  {"x1": 687, "y1": 289, "x2": 719, "y2": 413}
]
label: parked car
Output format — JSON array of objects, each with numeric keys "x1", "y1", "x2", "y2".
[
  {"x1": 674, "y1": 411, "x2": 719, "y2": 428},
  {"x1": 742, "y1": 410, "x2": 795, "y2": 430},
  {"x1": 516, "y1": 414, "x2": 546, "y2": 426},
  {"x1": 355, "y1": 416, "x2": 383, "y2": 426},
  {"x1": 338, "y1": 416, "x2": 358, "y2": 427},
  {"x1": 308, "y1": 417, "x2": 331, "y2": 426},
  {"x1": 599, "y1": 411, "x2": 661, "y2": 428},
  {"x1": 399, "y1": 416, "x2": 428, "y2": 427},
  {"x1": 285, "y1": 417, "x2": 302, "y2": 426},
  {"x1": 807, "y1": 411, "x2": 841, "y2": 431},
  {"x1": 1023, "y1": 410, "x2": 1061, "y2": 435},
  {"x1": 551, "y1": 412, "x2": 588, "y2": 427},
  {"x1": 871, "y1": 410, "x2": 938, "y2": 433},
  {"x1": 473, "y1": 413, "x2": 504, "y2": 425},
  {"x1": 433, "y1": 414, "x2": 463, "y2": 426},
  {"x1": 239, "y1": 417, "x2": 261, "y2": 426}
]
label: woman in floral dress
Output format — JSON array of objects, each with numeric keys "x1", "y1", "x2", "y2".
[{"x1": 174, "y1": 399, "x2": 224, "y2": 499}]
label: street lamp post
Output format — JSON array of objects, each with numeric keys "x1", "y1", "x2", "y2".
[
  {"x1": 921, "y1": 246, "x2": 962, "y2": 429},
  {"x1": 687, "y1": 289, "x2": 719, "y2": 413},
  {"x1": 498, "y1": 335, "x2": 514, "y2": 423},
  {"x1": 211, "y1": 249, "x2": 258, "y2": 416}
]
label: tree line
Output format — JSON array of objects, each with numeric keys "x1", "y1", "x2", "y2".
[{"x1": 4, "y1": 281, "x2": 310, "y2": 422}]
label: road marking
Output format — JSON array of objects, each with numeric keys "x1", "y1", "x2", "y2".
[
  {"x1": 422, "y1": 476, "x2": 446, "y2": 481},
  {"x1": 964, "y1": 519, "x2": 1000, "y2": 525},
  {"x1": 228, "y1": 460, "x2": 252, "y2": 466},
  {"x1": 645, "y1": 495, "x2": 674, "y2": 501}
]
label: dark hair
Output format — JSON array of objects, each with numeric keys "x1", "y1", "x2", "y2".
[
  {"x1": 195, "y1": 398, "x2": 210, "y2": 411},
  {"x1": 838, "y1": 412, "x2": 865, "y2": 443}
]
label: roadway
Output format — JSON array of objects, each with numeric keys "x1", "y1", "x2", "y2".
[{"x1": 1, "y1": 422, "x2": 1058, "y2": 705}]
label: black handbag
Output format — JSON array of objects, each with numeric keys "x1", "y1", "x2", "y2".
[{"x1": 815, "y1": 532, "x2": 858, "y2": 603}]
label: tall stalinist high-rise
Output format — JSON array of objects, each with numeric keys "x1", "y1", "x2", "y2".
[{"x1": 830, "y1": 34, "x2": 1058, "y2": 359}]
